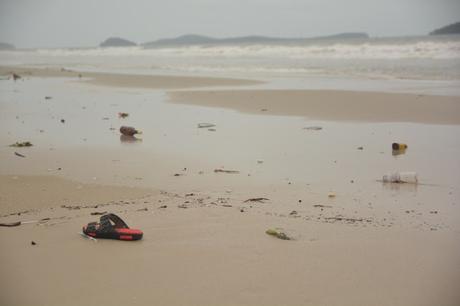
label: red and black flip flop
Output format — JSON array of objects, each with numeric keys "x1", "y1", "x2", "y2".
[{"x1": 82, "y1": 213, "x2": 143, "y2": 241}]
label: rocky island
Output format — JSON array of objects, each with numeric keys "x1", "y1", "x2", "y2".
[
  {"x1": 99, "y1": 37, "x2": 137, "y2": 47},
  {"x1": 0, "y1": 42, "x2": 15, "y2": 50},
  {"x1": 430, "y1": 21, "x2": 460, "y2": 35}
]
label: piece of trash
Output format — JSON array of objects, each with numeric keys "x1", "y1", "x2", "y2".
[
  {"x1": 289, "y1": 210, "x2": 298, "y2": 216},
  {"x1": 60, "y1": 119, "x2": 65, "y2": 123},
  {"x1": 198, "y1": 123, "x2": 216, "y2": 128},
  {"x1": 137, "y1": 208, "x2": 148, "y2": 211},
  {"x1": 118, "y1": 112, "x2": 129, "y2": 118},
  {"x1": 159, "y1": 205, "x2": 167, "y2": 209},
  {"x1": 120, "y1": 126, "x2": 141, "y2": 136},
  {"x1": 173, "y1": 173, "x2": 183, "y2": 177},
  {"x1": 214, "y1": 169, "x2": 240, "y2": 174},
  {"x1": 382, "y1": 172, "x2": 418, "y2": 184},
  {"x1": 82, "y1": 213, "x2": 143, "y2": 241},
  {"x1": 392, "y1": 143, "x2": 408, "y2": 150},
  {"x1": 9, "y1": 141, "x2": 33, "y2": 147},
  {"x1": 303, "y1": 126, "x2": 322, "y2": 131},
  {"x1": 31, "y1": 241, "x2": 37, "y2": 245},
  {"x1": 313, "y1": 204, "x2": 332, "y2": 208},
  {"x1": 357, "y1": 146, "x2": 364, "y2": 150},
  {"x1": 266, "y1": 229, "x2": 291, "y2": 240},
  {"x1": 244, "y1": 198, "x2": 269, "y2": 203},
  {"x1": 14, "y1": 152, "x2": 26, "y2": 158},
  {"x1": 328, "y1": 192, "x2": 336, "y2": 198},
  {"x1": 90, "y1": 211, "x2": 107, "y2": 216}
]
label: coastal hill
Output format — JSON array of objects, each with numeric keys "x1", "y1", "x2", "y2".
[
  {"x1": 143, "y1": 32, "x2": 369, "y2": 48},
  {"x1": 100, "y1": 37, "x2": 137, "y2": 47},
  {"x1": 0, "y1": 42, "x2": 15, "y2": 50},
  {"x1": 430, "y1": 22, "x2": 460, "y2": 35}
]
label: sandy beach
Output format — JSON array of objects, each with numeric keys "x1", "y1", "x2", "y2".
[{"x1": 1, "y1": 65, "x2": 460, "y2": 306}]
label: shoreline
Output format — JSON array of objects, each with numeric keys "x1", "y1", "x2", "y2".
[{"x1": 0, "y1": 65, "x2": 263, "y2": 89}]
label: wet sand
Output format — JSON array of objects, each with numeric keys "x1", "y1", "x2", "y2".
[
  {"x1": 170, "y1": 89, "x2": 460, "y2": 125},
  {"x1": 1, "y1": 65, "x2": 460, "y2": 306},
  {"x1": 0, "y1": 65, "x2": 263, "y2": 89}
]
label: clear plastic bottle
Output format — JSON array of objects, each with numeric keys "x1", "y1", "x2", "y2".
[{"x1": 382, "y1": 172, "x2": 418, "y2": 184}]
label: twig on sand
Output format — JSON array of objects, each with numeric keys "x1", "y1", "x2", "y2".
[
  {"x1": 244, "y1": 198, "x2": 270, "y2": 203},
  {"x1": 14, "y1": 152, "x2": 26, "y2": 158},
  {"x1": 214, "y1": 169, "x2": 240, "y2": 174}
]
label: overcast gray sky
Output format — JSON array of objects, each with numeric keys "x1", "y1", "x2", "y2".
[{"x1": 0, "y1": 0, "x2": 459, "y2": 48}]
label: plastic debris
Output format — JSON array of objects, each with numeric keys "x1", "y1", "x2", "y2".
[
  {"x1": 118, "y1": 112, "x2": 129, "y2": 118},
  {"x1": 382, "y1": 172, "x2": 418, "y2": 184},
  {"x1": 266, "y1": 229, "x2": 291, "y2": 240},
  {"x1": 120, "y1": 126, "x2": 141, "y2": 136},
  {"x1": 392, "y1": 143, "x2": 408, "y2": 150}
]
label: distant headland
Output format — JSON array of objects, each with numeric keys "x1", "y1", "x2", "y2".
[
  {"x1": 430, "y1": 22, "x2": 460, "y2": 35},
  {"x1": 100, "y1": 37, "x2": 137, "y2": 47},
  {"x1": 0, "y1": 42, "x2": 15, "y2": 50},
  {"x1": 143, "y1": 32, "x2": 369, "y2": 48}
]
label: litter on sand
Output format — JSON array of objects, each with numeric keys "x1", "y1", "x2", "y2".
[
  {"x1": 382, "y1": 172, "x2": 418, "y2": 184},
  {"x1": 118, "y1": 112, "x2": 129, "y2": 118},
  {"x1": 9, "y1": 141, "x2": 33, "y2": 147},
  {"x1": 120, "y1": 126, "x2": 142, "y2": 136},
  {"x1": 266, "y1": 228, "x2": 291, "y2": 240},
  {"x1": 303, "y1": 126, "x2": 322, "y2": 131},
  {"x1": 82, "y1": 213, "x2": 143, "y2": 241},
  {"x1": 14, "y1": 152, "x2": 26, "y2": 158},
  {"x1": 244, "y1": 197, "x2": 269, "y2": 203},
  {"x1": 198, "y1": 123, "x2": 216, "y2": 128},
  {"x1": 392, "y1": 143, "x2": 408, "y2": 150},
  {"x1": 214, "y1": 169, "x2": 240, "y2": 174}
]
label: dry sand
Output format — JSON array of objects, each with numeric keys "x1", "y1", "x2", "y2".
[
  {"x1": 1, "y1": 175, "x2": 459, "y2": 306},
  {"x1": 1, "y1": 65, "x2": 460, "y2": 306},
  {"x1": 170, "y1": 89, "x2": 460, "y2": 125}
]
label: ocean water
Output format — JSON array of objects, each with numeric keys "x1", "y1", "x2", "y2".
[{"x1": 1, "y1": 35, "x2": 460, "y2": 94}]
